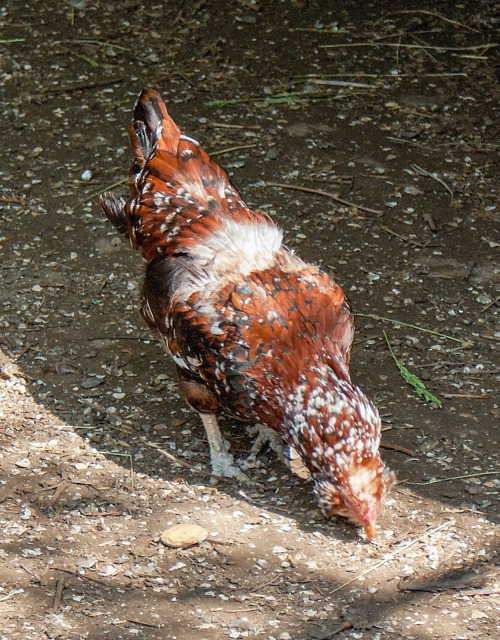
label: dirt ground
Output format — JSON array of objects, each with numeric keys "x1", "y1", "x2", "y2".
[{"x1": 1, "y1": 1, "x2": 499, "y2": 639}]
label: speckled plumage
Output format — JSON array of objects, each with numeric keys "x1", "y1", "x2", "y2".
[{"x1": 100, "y1": 88, "x2": 394, "y2": 537}]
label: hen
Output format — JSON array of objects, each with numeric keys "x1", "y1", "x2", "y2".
[{"x1": 100, "y1": 88, "x2": 394, "y2": 538}]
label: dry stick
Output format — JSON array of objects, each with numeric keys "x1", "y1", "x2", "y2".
[
  {"x1": 309, "y1": 78, "x2": 377, "y2": 89},
  {"x1": 329, "y1": 520, "x2": 454, "y2": 595},
  {"x1": 210, "y1": 122, "x2": 249, "y2": 129},
  {"x1": 0, "y1": 196, "x2": 26, "y2": 204},
  {"x1": 54, "y1": 38, "x2": 128, "y2": 50},
  {"x1": 442, "y1": 392, "x2": 489, "y2": 399},
  {"x1": 355, "y1": 312, "x2": 473, "y2": 347},
  {"x1": 481, "y1": 295, "x2": 500, "y2": 312},
  {"x1": 51, "y1": 566, "x2": 109, "y2": 585},
  {"x1": 411, "y1": 163, "x2": 453, "y2": 197},
  {"x1": 126, "y1": 619, "x2": 162, "y2": 629},
  {"x1": 265, "y1": 182, "x2": 383, "y2": 215},
  {"x1": 145, "y1": 442, "x2": 220, "y2": 481},
  {"x1": 409, "y1": 33, "x2": 439, "y2": 64},
  {"x1": 406, "y1": 470, "x2": 500, "y2": 486},
  {"x1": 249, "y1": 574, "x2": 281, "y2": 593},
  {"x1": 481, "y1": 334, "x2": 500, "y2": 342},
  {"x1": 35, "y1": 77, "x2": 127, "y2": 97},
  {"x1": 327, "y1": 622, "x2": 352, "y2": 637},
  {"x1": 319, "y1": 43, "x2": 497, "y2": 52},
  {"x1": 388, "y1": 9, "x2": 481, "y2": 34},
  {"x1": 381, "y1": 225, "x2": 425, "y2": 247},
  {"x1": 462, "y1": 588, "x2": 500, "y2": 596},
  {"x1": 211, "y1": 143, "x2": 257, "y2": 156},
  {"x1": 52, "y1": 577, "x2": 64, "y2": 613},
  {"x1": 0, "y1": 589, "x2": 24, "y2": 602},
  {"x1": 380, "y1": 442, "x2": 417, "y2": 457},
  {"x1": 70, "y1": 177, "x2": 128, "y2": 212}
]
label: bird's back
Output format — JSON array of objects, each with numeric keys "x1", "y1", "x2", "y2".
[{"x1": 101, "y1": 88, "x2": 354, "y2": 419}]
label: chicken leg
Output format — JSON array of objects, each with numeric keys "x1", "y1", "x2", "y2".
[{"x1": 200, "y1": 413, "x2": 249, "y2": 484}]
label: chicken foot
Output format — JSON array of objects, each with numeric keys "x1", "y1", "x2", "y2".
[
  {"x1": 200, "y1": 413, "x2": 249, "y2": 484},
  {"x1": 244, "y1": 424, "x2": 311, "y2": 480}
]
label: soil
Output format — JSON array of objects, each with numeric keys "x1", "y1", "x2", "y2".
[{"x1": 1, "y1": 1, "x2": 499, "y2": 639}]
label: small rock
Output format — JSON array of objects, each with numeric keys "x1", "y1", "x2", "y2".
[
  {"x1": 286, "y1": 123, "x2": 313, "y2": 137},
  {"x1": 160, "y1": 523, "x2": 208, "y2": 548},
  {"x1": 470, "y1": 610, "x2": 488, "y2": 620},
  {"x1": 272, "y1": 545, "x2": 288, "y2": 554},
  {"x1": 81, "y1": 377, "x2": 104, "y2": 390},
  {"x1": 404, "y1": 185, "x2": 424, "y2": 196}
]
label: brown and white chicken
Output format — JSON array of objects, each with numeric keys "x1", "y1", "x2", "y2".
[{"x1": 100, "y1": 88, "x2": 394, "y2": 538}]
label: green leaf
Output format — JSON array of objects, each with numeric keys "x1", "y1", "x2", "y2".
[{"x1": 383, "y1": 331, "x2": 442, "y2": 408}]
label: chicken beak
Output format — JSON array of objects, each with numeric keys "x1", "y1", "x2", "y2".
[{"x1": 364, "y1": 524, "x2": 376, "y2": 539}]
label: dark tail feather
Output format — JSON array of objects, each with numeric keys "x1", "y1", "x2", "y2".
[
  {"x1": 130, "y1": 88, "x2": 173, "y2": 168},
  {"x1": 100, "y1": 192, "x2": 128, "y2": 235}
]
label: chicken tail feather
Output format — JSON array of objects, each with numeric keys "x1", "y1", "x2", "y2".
[
  {"x1": 100, "y1": 192, "x2": 128, "y2": 235},
  {"x1": 130, "y1": 88, "x2": 180, "y2": 167}
]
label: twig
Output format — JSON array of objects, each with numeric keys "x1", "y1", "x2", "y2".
[
  {"x1": 319, "y1": 43, "x2": 497, "y2": 52},
  {"x1": 211, "y1": 143, "x2": 257, "y2": 156},
  {"x1": 265, "y1": 182, "x2": 383, "y2": 215},
  {"x1": 97, "y1": 450, "x2": 134, "y2": 488},
  {"x1": 54, "y1": 39, "x2": 128, "y2": 51},
  {"x1": 411, "y1": 164, "x2": 453, "y2": 197},
  {"x1": 381, "y1": 225, "x2": 425, "y2": 247},
  {"x1": 442, "y1": 392, "x2": 489, "y2": 399},
  {"x1": 409, "y1": 33, "x2": 439, "y2": 63},
  {"x1": 406, "y1": 470, "x2": 500, "y2": 486},
  {"x1": 480, "y1": 295, "x2": 500, "y2": 312},
  {"x1": 249, "y1": 575, "x2": 281, "y2": 593},
  {"x1": 144, "y1": 442, "x2": 219, "y2": 481},
  {"x1": 50, "y1": 566, "x2": 109, "y2": 585},
  {"x1": 70, "y1": 178, "x2": 128, "y2": 212},
  {"x1": 210, "y1": 122, "x2": 260, "y2": 129},
  {"x1": 205, "y1": 90, "x2": 364, "y2": 108},
  {"x1": 0, "y1": 196, "x2": 26, "y2": 204},
  {"x1": 52, "y1": 577, "x2": 64, "y2": 613},
  {"x1": 481, "y1": 334, "x2": 500, "y2": 342},
  {"x1": 386, "y1": 136, "x2": 430, "y2": 148},
  {"x1": 329, "y1": 520, "x2": 454, "y2": 594},
  {"x1": 462, "y1": 588, "x2": 500, "y2": 596},
  {"x1": 295, "y1": 72, "x2": 467, "y2": 79},
  {"x1": 0, "y1": 589, "x2": 24, "y2": 602},
  {"x1": 380, "y1": 442, "x2": 417, "y2": 457},
  {"x1": 308, "y1": 78, "x2": 377, "y2": 89},
  {"x1": 324, "y1": 622, "x2": 352, "y2": 637},
  {"x1": 90, "y1": 335, "x2": 154, "y2": 342},
  {"x1": 355, "y1": 312, "x2": 473, "y2": 347},
  {"x1": 48, "y1": 480, "x2": 69, "y2": 505},
  {"x1": 34, "y1": 77, "x2": 127, "y2": 97},
  {"x1": 126, "y1": 619, "x2": 162, "y2": 629},
  {"x1": 387, "y1": 9, "x2": 481, "y2": 34}
]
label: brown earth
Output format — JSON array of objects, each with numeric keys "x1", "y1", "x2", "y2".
[{"x1": 1, "y1": 1, "x2": 499, "y2": 639}]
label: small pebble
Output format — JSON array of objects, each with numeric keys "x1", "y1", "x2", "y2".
[{"x1": 160, "y1": 523, "x2": 208, "y2": 548}]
